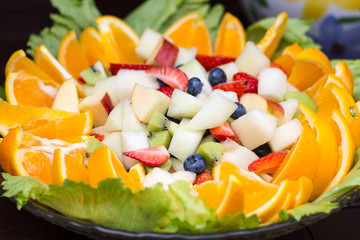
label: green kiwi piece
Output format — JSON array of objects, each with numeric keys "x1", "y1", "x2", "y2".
[
  {"x1": 80, "y1": 61, "x2": 107, "y2": 85},
  {"x1": 86, "y1": 138, "x2": 104, "y2": 156},
  {"x1": 284, "y1": 91, "x2": 318, "y2": 115},
  {"x1": 147, "y1": 131, "x2": 171, "y2": 148},
  {"x1": 147, "y1": 111, "x2": 178, "y2": 135},
  {"x1": 197, "y1": 142, "x2": 224, "y2": 170}
]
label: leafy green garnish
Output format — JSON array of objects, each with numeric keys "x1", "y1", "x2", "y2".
[
  {"x1": 246, "y1": 17, "x2": 321, "y2": 59},
  {"x1": 26, "y1": 0, "x2": 101, "y2": 58},
  {"x1": 0, "y1": 86, "x2": 6, "y2": 101}
]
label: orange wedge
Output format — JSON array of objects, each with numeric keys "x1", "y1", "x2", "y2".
[
  {"x1": 214, "y1": 12, "x2": 246, "y2": 58},
  {"x1": 334, "y1": 61, "x2": 353, "y2": 94},
  {"x1": 273, "y1": 43, "x2": 303, "y2": 76},
  {"x1": 256, "y1": 12, "x2": 288, "y2": 58},
  {"x1": 0, "y1": 100, "x2": 75, "y2": 136},
  {"x1": 88, "y1": 146, "x2": 142, "y2": 191},
  {"x1": 58, "y1": 30, "x2": 91, "y2": 80},
  {"x1": 295, "y1": 176, "x2": 313, "y2": 207},
  {"x1": 52, "y1": 149, "x2": 67, "y2": 185},
  {"x1": 164, "y1": 12, "x2": 213, "y2": 55},
  {"x1": 80, "y1": 27, "x2": 111, "y2": 68},
  {"x1": 313, "y1": 74, "x2": 349, "y2": 104},
  {"x1": 27, "y1": 111, "x2": 93, "y2": 139},
  {"x1": 96, "y1": 15, "x2": 140, "y2": 64},
  {"x1": 34, "y1": 45, "x2": 72, "y2": 84},
  {"x1": 0, "y1": 127, "x2": 87, "y2": 184},
  {"x1": 287, "y1": 48, "x2": 332, "y2": 91},
  {"x1": 129, "y1": 162, "x2": 146, "y2": 186}
]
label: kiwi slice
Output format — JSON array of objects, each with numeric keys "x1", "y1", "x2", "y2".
[
  {"x1": 147, "y1": 131, "x2": 171, "y2": 148},
  {"x1": 284, "y1": 91, "x2": 318, "y2": 115},
  {"x1": 148, "y1": 111, "x2": 178, "y2": 135},
  {"x1": 80, "y1": 61, "x2": 107, "y2": 85},
  {"x1": 145, "y1": 159, "x2": 173, "y2": 173},
  {"x1": 197, "y1": 142, "x2": 224, "y2": 170},
  {"x1": 86, "y1": 138, "x2": 104, "y2": 157}
]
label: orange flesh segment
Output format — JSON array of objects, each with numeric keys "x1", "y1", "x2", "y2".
[
  {"x1": 273, "y1": 43, "x2": 303, "y2": 76},
  {"x1": 334, "y1": 61, "x2": 354, "y2": 94}
]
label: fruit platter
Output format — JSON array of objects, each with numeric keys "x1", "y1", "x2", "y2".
[{"x1": 2, "y1": 0, "x2": 360, "y2": 239}]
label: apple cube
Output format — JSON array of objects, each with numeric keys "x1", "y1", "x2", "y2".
[
  {"x1": 102, "y1": 131, "x2": 123, "y2": 161},
  {"x1": 104, "y1": 101, "x2": 125, "y2": 132},
  {"x1": 235, "y1": 41, "x2": 270, "y2": 77},
  {"x1": 167, "y1": 89, "x2": 204, "y2": 119},
  {"x1": 257, "y1": 68, "x2": 287, "y2": 102},
  {"x1": 231, "y1": 109, "x2": 278, "y2": 150},
  {"x1": 135, "y1": 28, "x2": 163, "y2": 60},
  {"x1": 278, "y1": 99, "x2": 299, "y2": 125},
  {"x1": 131, "y1": 84, "x2": 170, "y2": 123},
  {"x1": 146, "y1": 37, "x2": 179, "y2": 67},
  {"x1": 174, "y1": 47, "x2": 197, "y2": 67},
  {"x1": 168, "y1": 118, "x2": 205, "y2": 162},
  {"x1": 218, "y1": 62, "x2": 239, "y2": 82},
  {"x1": 121, "y1": 131, "x2": 149, "y2": 169},
  {"x1": 79, "y1": 91, "x2": 114, "y2": 127},
  {"x1": 269, "y1": 118, "x2": 303, "y2": 152},
  {"x1": 52, "y1": 78, "x2": 79, "y2": 113},
  {"x1": 122, "y1": 98, "x2": 147, "y2": 131}
]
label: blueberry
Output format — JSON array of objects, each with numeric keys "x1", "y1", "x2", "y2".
[
  {"x1": 231, "y1": 103, "x2": 246, "y2": 119},
  {"x1": 253, "y1": 143, "x2": 272, "y2": 158},
  {"x1": 183, "y1": 154, "x2": 207, "y2": 174},
  {"x1": 208, "y1": 67, "x2": 227, "y2": 87},
  {"x1": 187, "y1": 77, "x2": 203, "y2": 96}
]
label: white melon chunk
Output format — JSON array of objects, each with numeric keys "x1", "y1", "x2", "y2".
[
  {"x1": 52, "y1": 78, "x2": 79, "y2": 113},
  {"x1": 142, "y1": 167, "x2": 174, "y2": 189},
  {"x1": 186, "y1": 93, "x2": 237, "y2": 130},
  {"x1": 121, "y1": 131, "x2": 149, "y2": 169},
  {"x1": 231, "y1": 109, "x2": 278, "y2": 150},
  {"x1": 104, "y1": 101, "x2": 125, "y2": 132},
  {"x1": 235, "y1": 41, "x2": 270, "y2": 77},
  {"x1": 278, "y1": 99, "x2": 299, "y2": 125},
  {"x1": 269, "y1": 118, "x2": 303, "y2": 152},
  {"x1": 170, "y1": 157, "x2": 185, "y2": 172},
  {"x1": 102, "y1": 131, "x2": 123, "y2": 161},
  {"x1": 287, "y1": 82, "x2": 299, "y2": 92},
  {"x1": 218, "y1": 62, "x2": 239, "y2": 82},
  {"x1": 122, "y1": 98, "x2": 147, "y2": 131},
  {"x1": 175, "y1": 47, "x2": 197, "y2": 67},
  {"x1": 258, "y1": 68, "x2": 288, "y2": 102},
  {"x1": 135, "y1": 28, "x2": 163, "y2": 60},
  {"x1": 167, "y1": 89, "x2": 204, "y2": 119},
  {"x1": 171, "y1": 171, "x2": 196, "y2": 184},
  {"x1": 168, "y1": 119, "x2": 205, "y2": 162},
  {"x1": 211, "y1": 89, "x2": 238, "y2": 102}
]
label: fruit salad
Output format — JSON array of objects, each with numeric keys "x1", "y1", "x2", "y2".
[{"x1": 2, "y1": 0, "x2": 360, "y2": 235}]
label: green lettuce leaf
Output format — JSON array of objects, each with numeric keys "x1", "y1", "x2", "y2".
[
  {"x1": 26, "y1": 0, "x2": 101, "y2": 57},
  {"x1": 0, "y1": 86, "x2": 6, "y2": 101},
  {"x1": 287, "y1": 202, "x2": 338, "y2": 221},
  {"x1": 246, "y1": 17, "x2": 321, "y2": 59}
]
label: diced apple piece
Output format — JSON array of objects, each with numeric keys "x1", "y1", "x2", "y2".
[
  {"x1": 235, "y1": 41, "x2": 270, "y2": 77},
  {"x1": 122, "y1": 98, "x2": 147, "y2": 131},
  {"x1": 131, "y1": 84, "x2": 171, "y2": 123},
  {"x1": 269, "y1": 118, "x2": 303, "y2": 152},
  {"x1": 135, "y1": 28, "x2": 163, "y2": 60},
  {"x1": 104, "y1": 101, "x2": 125, "y2": 132},
  {"x1": 102, "y1": 131, "x2": 123, "y2": 161},
  {"x1": 146, "y1": 37, "x2": 179, "y2": 67},
  {"x1": 121, "y1": 131, "x2": 149, "y2": 169},
  {"x1": 218, "y1": 62, "x2": 239, "y2": 82},
  {"x1": 52, "y1": 78, "x2": 79, "y2": 113},
  {"x1": 239, "y1": 93, "x2": 284, "y2": 120},
  {"x1": 231, "y1": 109, "x2": 278, "y2": 150},
  {"x1": 79, "y1": 92, "x2": 114, "y2": 127},
  {"x1": 221, "y1": 139, "x2": 259, "y2": 171},
  {"x1": 167, "y1": 89, "x2": 204, "y2": 119},
  {"x1": 279, "y1": 99, "x2": 299, "y2": 125},
  {"x1": 186, "y1": 93, "x2": 237, "y2": 130},
  {"x1": 175, "y1": 47, "x2": 197, "y2": 67},
  {"x1": 168, "y1": 119, "x2": 205, "y2": 162},
  {"x1": 258, "y1": 68, "x2": 287, "y2": 102},
  {"x1": 178, "y1": 59, "x2": 212, "y2": 95}
]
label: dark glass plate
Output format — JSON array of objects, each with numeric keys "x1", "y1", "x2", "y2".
[{"x1": 11, "y1": 185, "x2": 360, "y2": 240}]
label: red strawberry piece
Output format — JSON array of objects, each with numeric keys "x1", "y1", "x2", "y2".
[
  {"x1": 196, "y1": 55, "x2": 235, "y2": 71},
  {"x1": 212, "y1": 81, "x2": 246, "y2": 99},
  {"x1": 92, "y1": 133, "x2": 105, "y2": 142},
  {"x1": 248, "y1": 152, "x2": 287, "y2": 174},
  {"x1": 110, "y1": 63, "x2": 153, "y2": 75},
  {"x1": 157, "y1": 86, "x2": 174, "y2": 98},
  {"x1": 194, "y1": 172, "x2": 213, "y2": 185},
  {"x1": 122, "y1": 145, "x2": 170, "y2": 167},
  {"x1": 270, "y1": 62, "x2": 287, "y2": 75},
  {"x1": 209, "y1": 121, "x2": 239, "y2": 142},
  {"x1": 232, "y1": 72, "x2": 258, "y2": 94},
  {"x1": 146, "y1": 67, "x2": 189, "y2": 91}
]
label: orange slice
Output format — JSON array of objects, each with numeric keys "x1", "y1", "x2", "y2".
[
  {"x1": 88, "y1": 146, "x2": 142, "y2": 191},
  {"x1": 27, "y1": 111, "x2": 93, "y2": 139},
  {"x1": 129, "y1": 163, "x2": 146, "y2": 186},
  {"x1": 334, "y1": 61, "x2": 354, "y2": 94},
  {"x1": 0, "y1": 127, "x2": 87, "y2": 184},
  {"x1": 52, "y1": 149, "x2": 67, "y2": 185},
  {"x1": 214, "y1": 12, "x2": 246, "y2": 58},
  {"x1": 287, "y1": 48, "x2": 332, "y2": 91},
  {"x1": 34, "y1": 45, "x2": 72, "y2": 84},
  {"x1": 80, "y1": 27, "x2": 111, "y2": 68},
  {"x1": 0, "y1": 99, "x2": 75, "y2": 136},
  {"x1": 273, "y1": 43, "x2": 303, "y2": 76},
  {"x1": 5, "y1": 70, "x2": 59, "y2": 107},
  {"x1": 164, "y1": 12, "x2": 213, "y2": 55},
  {"x1": 295, "y1": 176, "x2": 313, "y2": 207},
  {"x1": 58, "y1": 30, "x2": 90, "y2": 80},
  {"x1": 313, "y1": 74, "x2": 349, "y2": 104},
  {"x1": 256, "y1": 12, "x2": 288, "y2": 58},
  {"x1": 96, "y1": 15, "x2": 140, "y2": 64}
]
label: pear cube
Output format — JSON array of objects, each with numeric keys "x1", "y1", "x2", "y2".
[{"x1": 52, "y1": 78, "x2": 79, "y2": 113}]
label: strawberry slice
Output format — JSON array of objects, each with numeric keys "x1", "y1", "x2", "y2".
[
  {"x1": 212, "y1": 81, "x2": 246, "y2": 99},
  {"x1": 157, "y1": 86, "x2": 174, "y2": 98},
  {"x1": 196, "y1": 55, "x2": 235, "y2": 71},
  {"x1": 248, "y1": 152, "x2": 287, "y2": 174},
  {"x1": 110, "y1": 63, "x2": 153, "y2": 75},
  {"x1": 92, "y1": 133, "x2": 105, "y2": 142},
  {"x1": 233, "y1": 72, "x2": 258, "y2": 94},
  {"x1": 146, "y1": 67, "x2": 189, "y2": 91},
  {"x1": 270, "y1": 62, "x2": 287, "y2": 75},
  {"x1": 194, "y1": 172, "x2": 213, "y2": 185},
  {"x1": 210, "y1": 121, "x2": 239, "y2": 142},
  {"x1": 122, "y1": 145, "x2": 170, "y2": 167}
]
